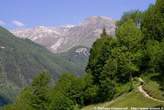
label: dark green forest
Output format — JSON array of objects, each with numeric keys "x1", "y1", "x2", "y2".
[{"x1": 2, "y1": 0, "x2": 164, "y2": 109}]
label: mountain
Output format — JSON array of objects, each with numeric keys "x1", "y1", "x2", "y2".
[
  {"x1": 0, "y1": 26, "x2": 90, "y2": 103},
  {"x1": 0, "y1": 16, "x2": 115, "y2": 103},
  {"x1": 12, "y1": 16, "x2": 116, "y2": 53},
  {"x1": 59, "y1": 46, "x2": 90, "y2": 70},
  {"x1": 0, "y1": 26, "x2": 87, "y2": 89}
]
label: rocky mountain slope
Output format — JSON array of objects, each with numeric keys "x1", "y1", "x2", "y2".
[
  {"x1": 0, "y1": 26, "x2": 87, "y2": 88},
  {"x1": 59, "y1": 46, "x2": 90, "y2": 70},
  {"x1": 12, "y1": 16, "x2": 116, "y2": 53}
]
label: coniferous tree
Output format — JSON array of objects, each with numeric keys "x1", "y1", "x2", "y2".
[
  {"x1": 29, "y1": 72, "x2": 50, "y2": 110},
  {"x1": 86, "y1": 31, "x2": 111, "y2": 84}
]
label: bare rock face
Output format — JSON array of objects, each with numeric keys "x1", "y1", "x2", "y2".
[{"x1": 12, "y1": 16, "x2": 116, "y2": 53}]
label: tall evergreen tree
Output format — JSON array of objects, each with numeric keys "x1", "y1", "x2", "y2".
[
  {"x1": 86, "y1": 29, "x2": 111, "y2": 84},
  {"x1": 86, "y1": 37, "x2": 116, "y2": 84},
  {"x1": 29, "y1": 72, "x2": 50, "y2": 110}
]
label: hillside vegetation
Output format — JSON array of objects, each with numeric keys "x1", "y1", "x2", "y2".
[
  {"x1": 2, "y1": 0, "x2": 164, "y2": 109},
  {"x1": 0, "y1": 26, "x2": 88, "y2": 103}
]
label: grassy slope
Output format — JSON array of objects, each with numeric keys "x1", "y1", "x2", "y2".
[
  {"x1": 141, "y1": 73, "x2": 164, "y2": 101},
  {"x1": 82, "y1": 91, "x2": 164, "y2": 110},
  {"x1": 82, "y1": 75, "x2": 164, "y2": 110}
]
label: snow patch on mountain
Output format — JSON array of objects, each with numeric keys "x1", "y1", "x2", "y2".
[
  {"x1": 75, "y1": 48, "x2": 89, "y2": 56},
  {"x1": 0, "y1": 46, "x2": 5, "y2": 49},
  {"x1": 62, "y1": 25, "x2": 75, "y2": 28},
  {"x1": 50, "y1": 38, "x2": 65, "y2": 51}
]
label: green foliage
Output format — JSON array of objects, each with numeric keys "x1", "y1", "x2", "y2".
[
  {"x1": 116, "y1": 19, "x2": 143, "y2": 50},
  {"x1": 116, "y1": 19, "x2": 143, "y2": 80},
  {"x1": 92, "y1": 20, "x2": 143, "y2": 85},
  {"x1": 80, "y1": 74, "x2": 98, "y2": 105},
  {"x1": 141, "y1": 0, "x2": 164, "y2": 41},
  {"x1": 86, "y1": 30, "x2": 118, "y2": 102},
  {"x1": 29, "y1": 72, "x2": 50, "y2": 110},
  {"x1": 139, "y1": 0, "x2": 164, "y2": 96},
  {"x1": 117, "y1": 10, "x2": 143, "y2": 27},
  {"x1": 86, "y1": 36, "x2": 109, "y2": 75},
  {"x1": 144, "y1": 40, "x2": 162, "y2": 72},
  {"x1": 49, "y1": 91, "x2": 74, "y2": 110},
  {"x1": 5, "y1": 72, "x2": 51, "y2": 110},
  {"x1": 158, "y1": 41, "x2": 164, "y2": 74},
  {"x1": 98, "y1": 79, "x2": 115, "y2": 102},
  {"x1": 115, "y1": 20, "x2": 143, "y2": 83},
  {"x1": 86, "y1": 36, "x2": 116, "y2": 84},
  {"x1": 51, "y1": 73, "x2": 98, "y2": 106},
  {"x1": 86, "y1": 19, "x2": 144, "y2": 103},
  {"x1": 14, "y1": 87, "x2": 34, "y2": 110},
  {"x1": 53, "y1": 73, "x2": 82, "y2": 103}
]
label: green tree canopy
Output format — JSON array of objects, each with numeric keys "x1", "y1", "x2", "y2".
[
  {"x1": 141, "y1": 0, "x2": 164, "y2": 41},
  {"x1": 117, "y1": 10, "x2": 143, "y2": 27}
]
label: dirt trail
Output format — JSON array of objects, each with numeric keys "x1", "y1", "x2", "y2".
[{"x1": 138, "y1": 85, "x2": 164, "y2": 103}]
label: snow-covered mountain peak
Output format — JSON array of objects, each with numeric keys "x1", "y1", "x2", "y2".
[
  {"x1": 62, "y1": 25, "x2": 75, "y2": 28},
  {"x1": 12, "y1": 16, "x2": 116, "y2": 53}
]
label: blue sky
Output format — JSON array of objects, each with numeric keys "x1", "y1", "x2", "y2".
[{"x1": 0, "y1": 0, "x2": 155, "y2": 29}]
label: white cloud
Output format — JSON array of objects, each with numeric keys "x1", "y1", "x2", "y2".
[
  {"x1": 12, "y1": 20, "x2": 24, "y2": 27},
  {"x1": 0, "y1": 20, "x2": 6, "y2": 25}
]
